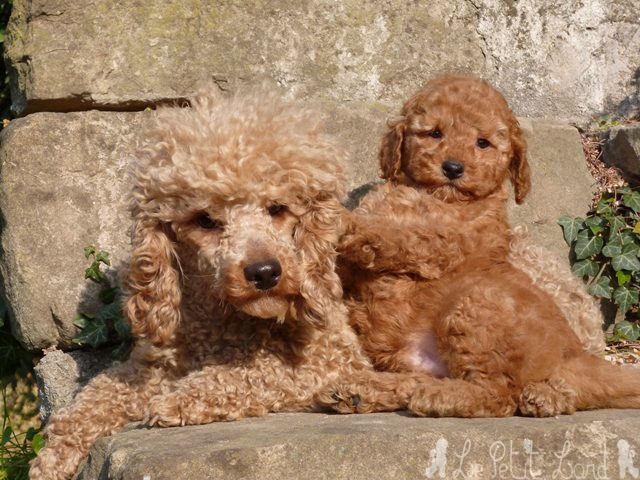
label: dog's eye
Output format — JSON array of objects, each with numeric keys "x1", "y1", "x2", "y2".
[
  {"x1": 267, "y1": 204, "x2": 287, "y2": 216},
  {"x1": 477, "y1": 138, "x2": 491, "y2": 149},
  {"x1": 196, "y1": 214, "x2": 222, "y2": 230},
  {"x1": 429, "y1": 129, "x2": 443, "y2": 139}
]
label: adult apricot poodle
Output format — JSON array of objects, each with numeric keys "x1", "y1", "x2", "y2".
[
  {"x1": 332, "y1": 75, "x2": 640, "y2": 417},
  {"x1": 29, "y1": 88, "x2": 429, "y2": 480}
]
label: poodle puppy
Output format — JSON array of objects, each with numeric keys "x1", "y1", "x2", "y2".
[
  {"x1": 30, "y1": 88, "x2": 429, "y2": 480},
  {"x1": 333, "y1": 75, "x2": 640, "y2": 417}
]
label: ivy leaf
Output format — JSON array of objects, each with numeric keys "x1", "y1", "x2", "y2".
[
  {"x1": 623, "y1": 192, "x2": 640, "y2": 213},
  {"x1": 83, "y1": 245, "x2": 96, "y2": 259},
  {"x1": 558, "y1": 216, "x2": 584, "y2": 245},
  {"x1": 617, "y1": 187, "x2": 632, "y2": 195},
  {"x1": 2, "y1": 426, "x2": 12, "y2": 445},
  {"x1": 73, "y1": 319, "x2": 109, "y2": 348},
  {"x1": 571, "y1": 259, "x2": 599, "y2": 278},
  {"x1": 588, "y1": 277, "x2": 613, "y2": 299},
  {"x1": 620, "y1": 231, "x2": 638, "y2": 246},
  {"x1": 114, "y1": 315, "x2": 132, "y2": 340},
  {"x1": 616, "y1": 270, "x2": 632, "y2": 286},
  {"x1": 95, "y1": 250, "x2": 111, "y2": 266},
  {"x1": 31, "y1": 433, "x2": 45, "y2": 454},
  {"x1": 573, "y1": 230, "x2": 604, "y2": 260},
  {"x1": 596, "y1": 196, "x2": 614, "y2": 216},
  {"x1": 611, "y1": 244, "x2": 640, "y2": 272},
  {"x1": 609, "y1": 216, "x2": 627, "y2": 241},
  {"x1": 613, "y1": 286, "x2": 639, "y2": 313},
  {"x1": 97, "y1": 302, "x2": 123, "y2": 323},
  {"x1": 602, "y1": 238, "x2": 622, "y2": 258},
  {"x1": 73, "y1": 314, "x2": 90, "y2": 329},
  {"x1": 84, "y1": 262, "x2": 104, "y2": 283},
  {"x1": 99, "y1": 286, "x2": 118, "y2": 304},
  {"x1": 613, "y1": 320, "x2": 640, "y2": 341},
  {"x1": 584, "y1": 216, "x2": 606, "y2": 235}
]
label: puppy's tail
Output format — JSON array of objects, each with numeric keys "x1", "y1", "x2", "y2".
[{"x1": 562, "y1": 354, "x2": 640, "y2": 410}]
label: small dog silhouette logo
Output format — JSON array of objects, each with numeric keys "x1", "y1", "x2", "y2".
[
  {"x1": 618, "y1": 439, "x2": 639, "y2": 479},
  {"x1": 425, "y1": 438, "x2": 449, "y2": 478}
]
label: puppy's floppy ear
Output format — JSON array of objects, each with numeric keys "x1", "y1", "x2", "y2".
[
  {"x1": 294, "y1": 194, "x2": 344, "y2": 326},
  {"x1": 379, "y1": 118, "x2": 406, "y2": 181},
  {"x1": 508, "y1": 120, "x2": 531, "y2": 204},
  {"x1": 122, "y1": 214, "x2": 181, "y2": 347}
]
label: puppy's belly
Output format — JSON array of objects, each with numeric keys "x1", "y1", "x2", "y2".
[{"x1": 408, "y1": 331, "x2": 449, "y2": 378}]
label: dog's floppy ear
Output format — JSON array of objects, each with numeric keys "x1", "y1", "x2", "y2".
[
  {"x1": 379, "y1": 119, "x2": 406, "y2": 181},
  {"x1": 508, "y1": 120, "x2": 531, "y2": 204},
  {"x1": 294, "y1": 194, "x2": 344, "y2": 326},
  {"x1": 122, "y1": 214, "x2": 181, "y2": 347}
]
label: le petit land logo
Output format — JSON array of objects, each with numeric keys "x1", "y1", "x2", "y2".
[{"x1": 423, "y1": 437, "x2": 639, "y2": 479}]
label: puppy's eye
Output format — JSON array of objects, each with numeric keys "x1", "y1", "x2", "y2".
[
  {"x1": 267, "y1": 204, "x2": 287, "y2": 216},
  {"x1": 477, "y1": 138, "x2": 491, "y2": 149},
  {"x1": 429, "y1": 129, "x2": 443, "y2": 139},
  {"x1": 196, "y1": 214, "x2": 222, "y2": 230}
]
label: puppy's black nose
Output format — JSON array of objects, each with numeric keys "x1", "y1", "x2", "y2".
[
  {"x1": 442, "y1": 160, "x2": 465, "y2": 179},
  {"x1": 243, "y1": 259, "x2": 282, "y2": 290}
]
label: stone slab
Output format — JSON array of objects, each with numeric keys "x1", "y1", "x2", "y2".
[
  {"x1": 76, "y1": 410, "x2": 640, "y2": 480},
  {"x1": 33, "y1": 348, "x2": 113, "y2": 423},
  {"x1": 0, "y1": 111, "x2": 144, "y2": 350},
  {"x1": 5, "y1": 0, "x2": 640, "y2": 122},
  {"x1": 511, "y1": 119, "x2": 596, "y2": 262},
  {"x1": 0, "y1": 107, "x2": 594, "y2": 351},
  {"x1": 602, "y1": 123, "x2": 640, "y2": 181}
]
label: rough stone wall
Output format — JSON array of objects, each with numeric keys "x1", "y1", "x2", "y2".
[
  {"x1": 2, "y1": 0, "x2": 637, "y2": 351},
  {"x1": 4, "y1": 0, "x2": 640, "y2": 121}
]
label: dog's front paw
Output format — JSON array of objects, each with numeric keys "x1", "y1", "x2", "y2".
[
  {"x1": 518, "y1": 380, "x2": 576, "y2": 417},
  {"x1": 315, "y1": 384, "x2": 371, "y2": 414},
  {"x1": 145, "y1": 393, "x2": 192, "y2": 427}
]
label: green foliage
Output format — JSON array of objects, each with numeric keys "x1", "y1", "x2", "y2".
[
  {"x1": 0, "y1": 312, "x2": 31, "y2": 386},
  {"x1": 73, "y1": 246, "x2": 131, "y2": 357},
  {"x1": 0, "y1": 0, "x2": 12, "y2": 126},
  {"x1": 1, "y1": 402, "x2": 43, "y2": 480},
  {"x1": 591, "y1": 113, "x2": 624, "y2": 131},
  {"x1": 0, "y1": 299, "x2": 41, "y2": 480},
  {"x1": 559, "y1": 187, "x2": 640, "y2": 342}
]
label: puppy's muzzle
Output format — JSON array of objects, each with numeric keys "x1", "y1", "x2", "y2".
[
  {"x1": 442, "y1": 160, "x2": 464, "y2": 180},
  {"x1": 243, "y1": 259, "x2": 282, "y2": 290}
]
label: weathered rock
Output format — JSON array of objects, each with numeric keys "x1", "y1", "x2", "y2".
[
  {"x1": 5, "y1": 0, "x2": 640, "y2": 122},
  {"x1": 76, "y1": 410, "x2": 640, "y2": 480},
  {"x1": 602, "y1": 123, "x2": 640, "y2": 180},
  {"x1": 0, "y1": 107, "x2": 594, "y2": 351},
  {"x1": 510, "y1": 119, "x2": 595, "y2": 261},
  {"x1": 33, "y1": 348, "x2": 113, "y2": 422},
  {"x1": 0, "y1": 111, "x2": 145, "y2": 350}
]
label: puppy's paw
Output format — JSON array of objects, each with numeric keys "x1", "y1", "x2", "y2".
[
  {"x1": 315, "y1": 384, "x2": 368, "y2": 414},
  {"x1": 518, "y1": 380, "x2": 576, "y2": 417}
]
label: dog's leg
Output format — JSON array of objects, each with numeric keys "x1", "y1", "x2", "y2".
[
  {"x1": 314, "y1": 370, "x2": 435, "y2": 413},
  {"x1": 145, "y1": 363, "x2": 311, "y2": 426},
  {"x1": 546, "y1": 354, "x2": 640, "y2": 411},
  {"x1": 340, "y1": 214, "x2": 461, "y2": 279},
  {"x1": 408, "y1": 378, "x2": 517, "y2": 417},
  {"x1": 402, "y1": 286, "x2": 524, "y2": 418},
  {"x1": 30, "y1": 363, "x2": 171, "y2": 480}
]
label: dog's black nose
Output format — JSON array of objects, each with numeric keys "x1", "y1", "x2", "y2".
[
  {"x1": 442, "y1": 160, "x2": 465, "y2": 179},
  {"x1": 243, "y1": 259, "x2": 282, "y2": 290}
]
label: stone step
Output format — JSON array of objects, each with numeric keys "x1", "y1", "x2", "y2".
[
  {"x1": 5, "y1": 0, "x2": 640, "y2": 121},
  {"x1": 76, "y1": 410, "x2": 640, "y2": 480}
]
